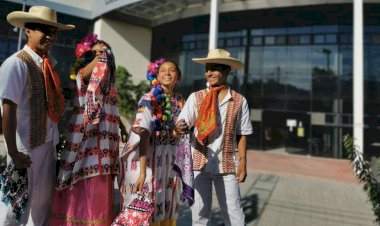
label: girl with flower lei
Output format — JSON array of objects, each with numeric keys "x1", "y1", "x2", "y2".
[
  {"x1": 49, "y1": 34, "x2": 127, "y2": 226},
  {"x1": 117, "y1": 59, "x2": 185, "y2": 225}
]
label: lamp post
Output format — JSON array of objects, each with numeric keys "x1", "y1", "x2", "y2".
[
  {"x1": 208, "y1": 0, "x2": 218, "y2": 50},
  {"x1": 17, "y1": 0, "x2": 27, "y2": 51},
  {"x1": 353, "y1": 0, "x2": 364, "y2": 155}
]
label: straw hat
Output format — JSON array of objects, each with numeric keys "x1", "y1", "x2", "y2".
[
  {"x1": 7, "y1": 6, "x2": 75, "y2": 30},
  {"x1": 192, "y1": 49, "x2": 244, "y2": 70}
]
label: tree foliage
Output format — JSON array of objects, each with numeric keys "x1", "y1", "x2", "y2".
[
  {"x1": 343, "y1": 134, "x2": 380, "y2": 223},
  {"x1": 115, "y1": 66, "x2": 150, "y2": 121}
]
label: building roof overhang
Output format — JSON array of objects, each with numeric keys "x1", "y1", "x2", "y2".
[{"x1": 6, "y1": 0, "x2": 380, "y2": 27}]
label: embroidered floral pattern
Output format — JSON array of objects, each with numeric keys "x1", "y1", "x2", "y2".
[{"x1": 0, "y1": 162, "x2": 28, "y2": 221}]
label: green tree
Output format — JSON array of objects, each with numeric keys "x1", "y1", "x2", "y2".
[
  {"x1": 115, "y1": 66, "x2": 150, "y2": 121},
  {"x1": 344, "y1": 134, "x2": 380, "y2": 223}
]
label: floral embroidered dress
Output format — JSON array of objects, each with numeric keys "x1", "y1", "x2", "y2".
[
  {"x1": 49, "y1": 53, "x2": 120, "y2": 226},
  {"x1": 119, "y1": 90, "x2": 184, "y2": 225}
]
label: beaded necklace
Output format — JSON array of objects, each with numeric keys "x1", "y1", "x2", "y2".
[{"x1": 146, "y1": 59, "x2": 181, "y2": 137}]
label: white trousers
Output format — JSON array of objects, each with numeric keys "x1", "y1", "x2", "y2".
[
  {"x1": 191, "y1": 171, "x2": 245, "y2": 226},
  {"x1": 0, "y1": 142, "x2": 56, "y2": 226}
]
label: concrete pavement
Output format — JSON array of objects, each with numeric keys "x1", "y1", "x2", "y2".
[
  {"x1": 177, "y1": 151, "x2": 377, "y2": 226},
  {"x1": 0, "y1": 136, "x2": 377, "y2": 225}
]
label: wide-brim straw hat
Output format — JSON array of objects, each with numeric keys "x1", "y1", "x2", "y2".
[
  {"x1": 7, "y1": 6, "x2": 75, "y2": 30},
  {"x1": 192, "y1": 49, "x2": 244, "y2": 70}
]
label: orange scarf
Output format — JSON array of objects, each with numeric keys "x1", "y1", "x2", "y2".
[
  {"x1": 195, "y1": 85, "x2": 225, "y2": 145},
  {"x1": 42, "y1": 55, "x2": 64, "y2": 123}
]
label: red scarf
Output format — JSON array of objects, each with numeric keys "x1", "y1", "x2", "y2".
[
  {"x1": 41, "y1": 55, "x2": 64, "y2": 123},
  {"x1": 195, "y1": 85, "x2": 225, "y2": 145}
]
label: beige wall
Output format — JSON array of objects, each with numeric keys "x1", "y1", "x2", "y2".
[{"x1": 93, "y1": 17, "x2": 151, "y2": 83}]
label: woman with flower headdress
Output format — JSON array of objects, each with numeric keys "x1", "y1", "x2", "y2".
[
  {"x1": 116, "y1": 59, "x2": 187, "y2": 226},
  {"x1": 48, "y1": 34, "x2": 127, "y2": 225}
]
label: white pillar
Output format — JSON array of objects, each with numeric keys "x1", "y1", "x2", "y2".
[
  {"x1": 93, "y1": 19, "x2": 102, "y2": 39},
  {"x1": 353, "y1": 0, "x2": 364, "y2": 154},
  {"x1": 17, "y1": 0, "x2": 26, "y2": 51},
  {"x1": 208, "y1": 0, "x2": 218, "y2": 50}
]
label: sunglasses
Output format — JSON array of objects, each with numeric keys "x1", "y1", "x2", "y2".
[
  {"x1": 205, "y1": 63, "x2": 230, "y2": 72},
  {"x1": 25, "y1": 23, "x2": 57, "y2": 36}
]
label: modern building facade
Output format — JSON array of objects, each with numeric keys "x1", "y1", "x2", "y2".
[{"x1": 1, "y1": 0, "x2": 380, "y2": 159}]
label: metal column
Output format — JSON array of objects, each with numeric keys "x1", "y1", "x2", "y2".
[
  {"x1": 208, "y1": 0, "x2": 219, "y2": 50},
  {"x1": 353, "y1": 0, "x2": 364, "y2": 154},
  {"x1": 17, "y1": 0, "x2": 27, "y2": 51}
]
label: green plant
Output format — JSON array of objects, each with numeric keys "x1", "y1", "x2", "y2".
[
  {"x1": 343, "y1": 134, "x2": 380, "y2": 223},
  {"x1": 115, "y1": 66, "x2": 150, "y2": 121}
]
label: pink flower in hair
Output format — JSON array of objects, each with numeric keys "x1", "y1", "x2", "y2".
[
  {"x1": 75, "y1": 34, "x2": 98, "y2": 58},
  {"x1": 147, "y1": 58, "x2": 166, "y2": 75}
]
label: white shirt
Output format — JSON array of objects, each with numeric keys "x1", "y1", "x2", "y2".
[
  {"x1": 0, "y1": 45, "x2": 59, "y2": 152},
  {"x1": 178, "y1": 87, "x2": 253, "y2": 174}
]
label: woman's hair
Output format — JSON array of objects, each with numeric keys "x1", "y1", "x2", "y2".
[{"x1": 158, "y1": 60, "x2": 182, "y2": 81}]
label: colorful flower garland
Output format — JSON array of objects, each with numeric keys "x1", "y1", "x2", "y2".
[
  {"x1": 70, "y1": 34, "x2": 99, "y2": 80},
  {"x1": 146, "y1": 58, "x2": 177, "y2": 136}
]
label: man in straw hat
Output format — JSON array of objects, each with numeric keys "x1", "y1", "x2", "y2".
[
  {"x1": 175, "y1": 49, "x2": 253, "y2": 225},
  {"x1": 0, "y1": 6, "x2": 74, "y2": 225}
]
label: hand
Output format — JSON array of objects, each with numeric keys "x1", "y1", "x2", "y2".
[
  {"x1": 134, "y1": 173, "x2": 146, "y2": 194},
  {"x1": 175, "y1": 119, "x2": 189, "y2": 135},
  {"x1": 236, "y1": 159, "x2": 247, "y2": 183},
  {"x1": 9, "y1": 151, "x2": 32, "y2": 169}
]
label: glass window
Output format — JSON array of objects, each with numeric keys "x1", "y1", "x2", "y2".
[
  {"x1": 182, "y1": 34, "x2": 196, "y2": 42},
  {"x1": 251, "y1": 29, "x2": 264, "y2": 36},
  {"x1": 242, "y1": 37, "x2": 247, "y2": 46},
  {"x1": 182, "y1": 42, "x2": 189, "y2": 50},
  {"x1": 287, "y1": 26, "x2": 312, "y2": 35},
  {"x1": 364, "y1": 35, "x2": 371, "y2": 44},
  {"x1": 265, "y1": 36, "x2": 275, "y2": 45},
  {"x1": 226, "y1": 37, "x2": 241, "y2": 47},
  {"x1": 264, "y1": 28, "x2": 287, "y2": 35},
  {"x1": 0, "y1": 38, "x2": 7, "y2": 53},
  {"x1": 196, "y1": 41, "x2": 205, "y2": 49},
  {"x1": 312, "y1": 25, "x2": 338, "y2": 33},
  {"x1": 252, "y1": 37, "x2": 263, "y2": 46},
  {"x1": 340, "y1": 34, "x2": 352, "y2": 44},
  {"x1": 326, "y1": 34, "x2": 337, "y2": 43},
  {"x1": 372, "y1": 35, "x2": 380, "y2": 44},
  {"x1": 365, "y1": 26, "x2": 380, "y2": 33},
  {"x1": 339, "y1": 26, "x2": 352, "y2": 33},
  {"x1": 314, "y1": 35, "x2": 325, "y2": 44},
  {"x1": 275, "y1": 36, "x2": 286, "y2": 45},
  {"x1": 218, "y1": 39, "x2": 224, "y2": 47},
  {"x1": 288, "y1": 36, "x2": 299, "y2": 45},
  {"x1": 300, "y1": 35, "x2": 311, "y2": 44}
]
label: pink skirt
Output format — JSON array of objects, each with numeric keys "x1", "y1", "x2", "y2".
[{"x1": 49, "y1": 175, "x2": 114, "y2": 226}]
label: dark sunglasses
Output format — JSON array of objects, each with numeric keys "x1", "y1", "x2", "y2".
[
  {"x1": 205, "y1": 63, "x2": 230, "y2": 72},
  {"x1": 25, "y1": 23, "x2": 57, "y2": 36}
]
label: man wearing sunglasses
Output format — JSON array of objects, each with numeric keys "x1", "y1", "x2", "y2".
[
  {"x1": 176, "y1": 49, "x2": 253, "y2": 226},
  {"x1": 0, "y1": 6, "x2": 74, "y2": 225}
]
